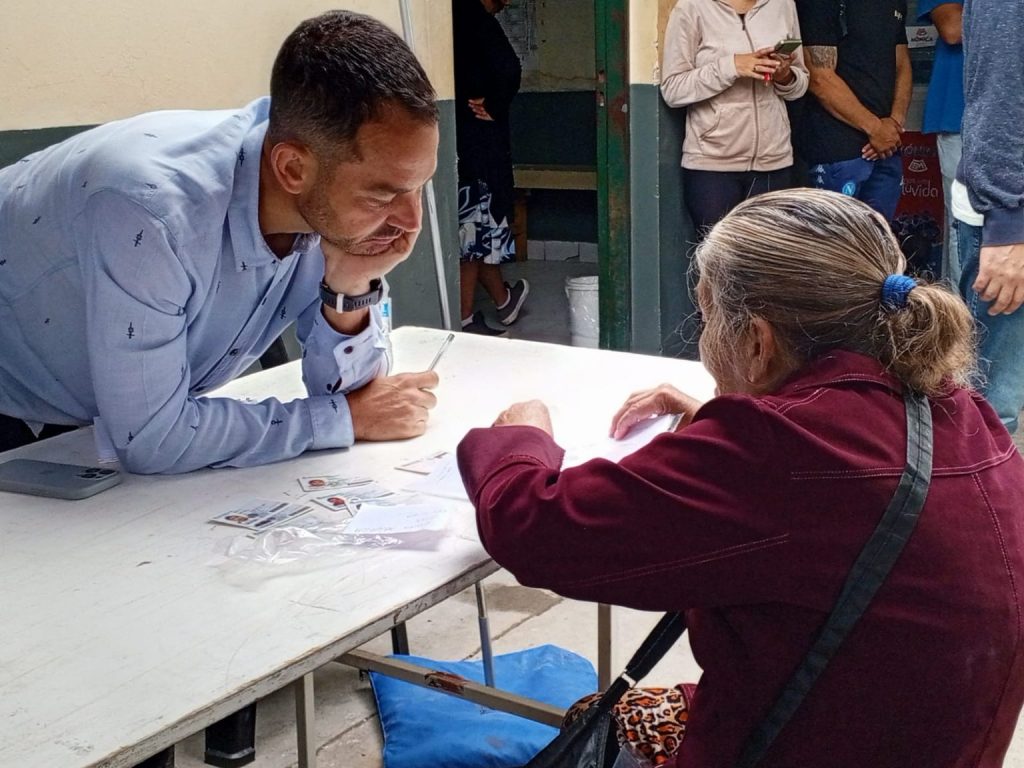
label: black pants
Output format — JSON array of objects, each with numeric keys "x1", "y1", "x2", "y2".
[
  {"x1": 684, "y1": 167, "x2": 792, "y2": 241},
  {"x1": 0, "y1": 413, "x2": 76, "y2": 453}
]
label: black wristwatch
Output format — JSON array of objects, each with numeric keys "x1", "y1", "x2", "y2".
[{"x1": 318, "y1": 278, "x2": 384, "y2": 312}]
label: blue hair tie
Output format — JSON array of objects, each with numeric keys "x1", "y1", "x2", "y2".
[{"x1": 881, "y1": 274, "x2": 916, "y2": 310}]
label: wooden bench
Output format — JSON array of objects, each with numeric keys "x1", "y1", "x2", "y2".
[{"x1": 512, "y1": 164, "x2": 597, "y2": 260}]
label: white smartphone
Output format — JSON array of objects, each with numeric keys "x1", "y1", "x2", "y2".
[{"x1": 0, "y1": 459, "x2": 123, "y2": 500}]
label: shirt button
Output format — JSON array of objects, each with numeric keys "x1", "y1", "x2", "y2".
[
  {"x1": 229, "y1": 349, "x2": 239, "y2": 356},
  {"x1": 344, "y1": 346, "x2": 354, "y2": 355}
]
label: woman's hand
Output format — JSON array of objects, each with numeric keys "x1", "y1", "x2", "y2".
[
  {"x1": 468, "y1": 97, "x2": 494, "y2": 122},
  {"x1": 770, "y1": 52, "x2": 796, "y2": 85},
  {"x1": 493, "y1": 399, "x2": 553, "y2": 435},
  {"x1": 735, "y1": 48, "x2": 780, "y2": 81},
  {"x1": 609, "y1": 384, "x2": 705, "y2": 440}
]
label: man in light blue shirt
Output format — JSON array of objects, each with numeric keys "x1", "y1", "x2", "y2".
[{"x1": 0, "y1": 11, "x2": 441, "y2": 473}]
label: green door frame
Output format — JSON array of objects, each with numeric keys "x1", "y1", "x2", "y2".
[{"x1": 595, "y1": 0, "x2": 631, "y2": 351}]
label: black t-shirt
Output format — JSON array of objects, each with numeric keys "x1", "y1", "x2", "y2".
[{"x1": 795, "y1": 0, "x2": 908, "y2": 164}]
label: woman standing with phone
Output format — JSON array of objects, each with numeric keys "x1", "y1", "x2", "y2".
[{"x1": 661, "y1": 0, "x2": 808, "y2": 238}]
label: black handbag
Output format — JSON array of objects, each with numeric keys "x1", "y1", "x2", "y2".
[{"x1": 522, "y1": 390, "x2": 933, "y2": 768}]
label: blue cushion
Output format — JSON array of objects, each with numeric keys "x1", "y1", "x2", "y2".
[{"x1": 369, "y1": 644, "x2": 598, "y2": 768}]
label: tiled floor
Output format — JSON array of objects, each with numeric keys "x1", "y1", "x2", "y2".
[
  {"x1": 174, "y1": 259, "x2": 1024, "y2": 767},
  {"x1": 470, "y1": 258, "x2": 599, "y2": 346}
]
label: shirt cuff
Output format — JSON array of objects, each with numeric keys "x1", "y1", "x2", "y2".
[
  {"x1": 982, "y1": 206, "x2": 1024, "y2": 247},
  {"x1": 328, "y1": 307, "x2": 388, "y2": 375},
  {"x1": 306, "y1": 394, "x2": 355, "y2": 450}
]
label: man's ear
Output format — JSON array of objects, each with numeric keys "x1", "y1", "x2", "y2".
[
  {"x1": 746, "y1": 317, "x2": 783, "y2": 391},
  {"x1": 267, "y1": 141, "x2": 315, "y2": 195}
]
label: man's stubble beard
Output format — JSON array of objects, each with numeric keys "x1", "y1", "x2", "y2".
[{"x1": 299, "y1": 177, "x2": 403, "y2": 256}]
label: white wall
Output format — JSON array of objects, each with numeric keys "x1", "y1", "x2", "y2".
[{"x1": 0, "y1": 0, "x2": 454, "y2": 130}]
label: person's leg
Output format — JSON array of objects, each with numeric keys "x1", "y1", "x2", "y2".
[
  {"x1": 477, "y1": 263, "x2": 508, "y2": 308},
  {"x1": 936, "y1": 132, "x2": 962, "y2": 285},
  {"x1": 457, "y1": 181, "x2": 506, "y2": 334},
  {"x1": 684, "y1": 170, "x2": 747, "y2": 239},
  {"x1": 459, "y1": 259, "x2": 481, "y2": 323},
  {"x1": 857, "y1": 154, "x2": 904, "y2": 223},
  {"x1": 472, "y1": 186, "x2": 528, "y2": 326},
  {"x1": 956, "y1": 220, "x2": 1024, "y2": 434},
  {"x1": 766, "y1": 166, "x2": 794, "y2": 192},
  {"x1": 742, "y1": 171, "x2": 769, "y2": 199}
]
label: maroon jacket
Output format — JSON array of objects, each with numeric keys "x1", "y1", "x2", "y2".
[{"x1": 457, "y1": 351, "x2": 1024, "y2": 767}]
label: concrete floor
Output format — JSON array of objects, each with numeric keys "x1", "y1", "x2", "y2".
[{"x1": 174, "y1": 258, "x2": 1024, "y2": 767}]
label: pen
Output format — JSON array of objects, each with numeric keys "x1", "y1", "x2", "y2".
[{"x1": 427, "y1": 333, "x2": 456, "y2": 372}]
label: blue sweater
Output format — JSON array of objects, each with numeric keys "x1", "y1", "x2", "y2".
[{"x1": 956, "y1": 0, "x2": 1024, "y2": 246}]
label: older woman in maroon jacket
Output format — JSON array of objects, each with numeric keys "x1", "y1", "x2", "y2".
[{"x1": 457, "y1": 189, "x2": 1024, "y2": 767}]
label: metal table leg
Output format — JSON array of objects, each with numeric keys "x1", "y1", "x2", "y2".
[
  {"x1": 598, "y1": 603, "x2": 613, "y2": 689},
  {"x1": 475, "y1": 582, "x2": 495, "y2": 687},
  {"x1": 294, "y1": 673, "x2": 315, "y2": 768}
]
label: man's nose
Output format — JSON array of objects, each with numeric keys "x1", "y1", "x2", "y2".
[{"x1": 389, "y1": 190, "x2": 422, "y2": 232}]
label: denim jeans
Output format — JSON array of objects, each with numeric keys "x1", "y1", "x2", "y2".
[
  {"x1": 956, "y1": 219, "x2": 1024, "y2": 433},
  {"x1": 808, "y1": 154, "x2": 904, "y2": 222},
  {"x1": 936, "y1": 133, "x2": 962, "y2": 286}
]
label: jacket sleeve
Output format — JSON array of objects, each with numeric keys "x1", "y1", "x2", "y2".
[
  {"x1": 961, "y1": 0, "x2": 1024, "y2": 246},
  {"x1": 660, "y1": 1, "x2": 740, "y2": 107},
  {"x1": 457, "y1": 399, "x2": 792, "y2": 611}
]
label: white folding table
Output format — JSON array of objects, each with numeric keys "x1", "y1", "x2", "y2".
[{"x1": 0, "y1": 327, "x2": 714, "y2": 767}]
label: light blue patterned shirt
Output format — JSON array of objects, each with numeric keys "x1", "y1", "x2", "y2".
[{"x1": 0, "y1": 98, "x2": 388, "y2": 474}]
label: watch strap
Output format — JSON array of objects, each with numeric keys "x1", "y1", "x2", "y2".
[{"x1": 319, "y1": 278, "x2": 384, "y2": 312}]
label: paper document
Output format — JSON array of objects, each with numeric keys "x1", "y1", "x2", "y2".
[
  {"x1": 562, "y1": 413, "x2": 677, "y2": 468},
  {"x1": 403, "y1": 453, "x2": 470, "y2": 501},
  {"x1": 344, "y1": 502, "x2": 448, "y2": 536}
]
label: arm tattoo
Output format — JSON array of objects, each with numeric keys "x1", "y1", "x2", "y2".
[{"x1": 806, "y1": 45, "x2": 838, "y2": 69}]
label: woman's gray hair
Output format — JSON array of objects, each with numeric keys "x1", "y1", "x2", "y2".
[{"x1": 694, "y1": 188, "x2": 976, "y2": 395}]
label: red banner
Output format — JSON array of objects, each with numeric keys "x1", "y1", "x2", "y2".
[{"x1": 894, "y1": 132, "x2": 944, "y2": 278}]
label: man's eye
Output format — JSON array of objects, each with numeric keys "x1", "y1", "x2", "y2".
[{"x1": 366, "y1": 197, "x2": 393, "y2": 209}]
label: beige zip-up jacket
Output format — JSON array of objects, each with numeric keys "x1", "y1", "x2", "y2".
[{"x1": 661, "y1": 0, "x2": 808, "y2": 172}]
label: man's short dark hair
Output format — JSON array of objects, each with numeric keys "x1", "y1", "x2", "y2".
[{"x1": 268, "y1": 11, "x2": 438, "y2": 157}]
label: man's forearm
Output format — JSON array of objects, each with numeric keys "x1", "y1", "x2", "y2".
[
  {"x1": 890, "y1": 46, "x2": 912, "y2": 126},
  {"x1": 809, "y1": 68, "x2": 881, "y2": 136}
]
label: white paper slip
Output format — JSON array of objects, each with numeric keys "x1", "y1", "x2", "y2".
[
  {"x1": 402, "y1": 452, "x2": 470, "y2": 500},
  {"x1": 396, "y1": 450, "x2": 451, "y2": 475},
  {"x1": 344, "y1": 502, "x2": 449, "y2": 536},
  {"x1": 563, "y1": 413, "x2": 678, "y2": 468}
]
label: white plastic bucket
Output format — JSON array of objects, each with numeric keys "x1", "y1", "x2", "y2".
[{"x1": 565, "y1": 275, "x2": 599, "y2": 348}]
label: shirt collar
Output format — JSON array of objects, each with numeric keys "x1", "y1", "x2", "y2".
[
  {"x1": 227, "y1": 101, "x2": 319, "y2": 272},
  {"x1": 779, "y1": 350, "x2": 906, "y2": 397}
]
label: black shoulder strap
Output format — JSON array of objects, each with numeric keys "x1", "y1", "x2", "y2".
[
  {"x1": 591, "y1": 612, "x2": 686, "y2": 712},
  {"x1": 735, "y1": 390, "x2": 934, "y2": 768}
]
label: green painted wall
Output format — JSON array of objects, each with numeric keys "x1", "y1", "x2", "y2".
[
  {"x1": 509, "y1": 90, "x2": 598, "y2": 243},
  {"x1": 628, "y1": 83, "x2": 698, "y2": 359},
  {"x1": 389, "y1": 99, "x2": 460, "y2": 329},
  {"x1": 0, "y1": 126, "x2": 93, "y2": 168}
]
